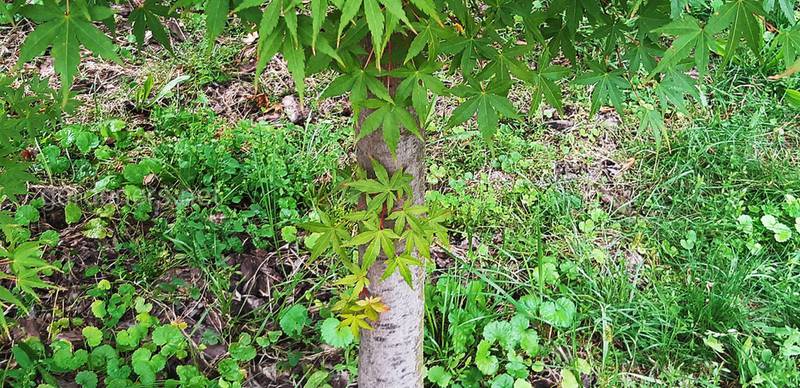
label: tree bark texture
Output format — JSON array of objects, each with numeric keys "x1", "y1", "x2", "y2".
[{"x1": 356, "y1": 123, "x2": 426, "y2": 387}]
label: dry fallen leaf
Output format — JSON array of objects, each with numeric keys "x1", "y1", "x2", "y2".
[{"x1": 768, "y1": 58, "x2": 800, "y2": 80}]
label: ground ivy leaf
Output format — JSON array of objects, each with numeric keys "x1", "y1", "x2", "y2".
[
  {"x1": 320, "y1": 317, "x2": 354, "y2": 348},
  {"x1": 475, "y1": 339, "x2": 499, "y2": 375},
  {"x1": 279, "y1": 304, "x2": 309, "y2": 337},
  {"x1": 539, "y1": 297, "x2": 577, "y2": 329},
  {"x1": 82, "y1": 326, "x2": 103, "y2": 347},
  {"x1": 75, "y1": 370, "x2": 98, "y2": 388}
]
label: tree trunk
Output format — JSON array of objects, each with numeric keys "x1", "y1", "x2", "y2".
[{"x1": 356, "y1": 125, "x2": 426, "y2": 387}]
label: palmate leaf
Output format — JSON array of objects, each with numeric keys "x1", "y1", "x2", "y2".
[
  {"x1": 344, "y1": 219, "x2": 400, "y2": 268},
  {"x1": 404, "y1": 22, "x2": 451, "y2": 64},
  {"x1": 0, "y1": 285, "x2": 26, "y2": 312},
  {"x1": 574, "y1": 65, "x2": 629, "y2": 115},
  {"x1": 447, "y1": 81, "x2": 518, "y2": 140},
  {"x1": 282, "y1": 39, "x2": 306, "y2": 103},
  {"x1": 652, "y1": 16, "x2": 716, "y2": 75},
  {"x1": 708, "y1": 0, "x2": 764, "y2": 63},
  {"x1": 523, "y1": 62, "x2": 570, "y2": 114},
  {"x1": 0, "y1": 159, "x2": 36, "y2": 200},
  {"x1": 340, "y1": 313, "x2": 372, "y2": 338},
  {"x1": 625, "y1": 41, "x2": 663, "y2": 73},
  {"x1": 256, "y1": 22, "x2": 284, "y2": 78},
  {"x1": 476, "y1": 46, "x2": 530, "y2": 87},
  {"x1": 17, "y1": 4, "x2": 119, "y2": 105},
  {"x1": 321, "y1": 68, "x2": 390, "y2": 117},
  {"x1": 335, "y1": 266, "x2": 370, "y2": 295},
  {"x1": 130, "y1": 0, "x2": 173, "y2": 51},
  {"x1": 300, "y1": 211, "x2": 349, "y2": 260},
  {"x1": 382, "y1": 254, "x2": 421, "y2": 286},
  {"x1": 443, "y1": 34, "x2": 491, "y2": 75},
  {"x1": 387, "y1": 203, "x2": 427, "y2": 235},
  {"x1": 353, "y1": 296, "x2": 389, "y2": 320},
  {"x1": 635, "y1": 0, "x2": 671, "y2": 39},
  {"x1": 311, "y1": 0, "x2": 327, "y2": 51},
  {"x1": 773, "y1": 27, "x2": 800, "y2": 70},
  {"x1": 655, "y1": 70, "x2": 701, "y2": 113},
  {"x1": 544, "y1": 20, "x2": 578, "y2": 63},
  {"x1": 362, "y1": 0, "x2": 385, "y2": 66},
  {"x1": 550, "y1": 0, "x2": 609, "y2": 36},
  {"x1": 638, "y1": 106, "x2": 665, "y2": 148},
  {"x1": 358, "y1": 100, "x2": 421, "y2": 155},
  {"x1": 348, "y1": 162, "x2": 412, "y2": 211},
  {"x1": 205, "y1": 0, "x2": 229, "y2": 50},
  {"x1": 18, "y1": 19, "x2": 63, "y2": 63},
  {"x1": 392, "y1": 62, "x2": 444, "y2": 123},
  {"x1": 52, "y1": 17, "x2": 80, "y2": 99}
]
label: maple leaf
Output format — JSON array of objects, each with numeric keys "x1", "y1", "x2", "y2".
[
  {"x1": 300, "y1": 211, "x2": 349, "y2": 260},
  {"x1": 447, "y1": 80, "x2": 518, "y2": 140},
  {"x1": 340, "y1": 313, "x2": 373, "y2": 338},
  {"x1": 708, "y1": 0, "x2": 764, "y2": 63},
  {"x1": 354, "y1": 296, "x2": 390, "y2": 321},
  {"x1": 18, "y1": 2, "x2": 119, "y2": 104},
  {"x1": 651, "y1": 16, "x2": 716, "y2": 75},
  {"x1": 382, "y1": 254, "x2": 422, "y2": 286},
  {"x1": 574, "y1": 64, "x2": 629, "y2": 116}
]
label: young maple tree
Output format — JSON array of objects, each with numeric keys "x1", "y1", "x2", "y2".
[{"x1": 2, "y1": 0, "x2": 799, "y2": 386}]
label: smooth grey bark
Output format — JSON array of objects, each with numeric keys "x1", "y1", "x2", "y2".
[{"x1": 356, "y1": 126, "x2": 426, "y2": 387}]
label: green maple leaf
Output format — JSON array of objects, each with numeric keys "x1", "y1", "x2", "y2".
[
  {"x1": 545, "y1": 20, "x2": 578, "y2": 63},
  {"x1": 345, "y1": 219, "x2": 400, "y2": 268},
  {"x1": 130, "y1": 0, "x2": 172, "y2": 51},
  {"x1": 18, "y1": 3, "x2": 119, "y2": 104},
  {"x1": 321, "y1": 67, "x2": 390, "y2": 117},
  {"x1": 574, "y1": 65, "x2": 629, "y2": 115},
  {"x1": 0, "y1": 159, "x2": 35, "y2": 200},
  {"x1": 347, "y1": 161, "x2": 412, "y2": 212},
  {"x1": 652, "y1": 16, "x2": 716, "y2": 75},
  {"x1": 340, "y1": 313, "x2": 372, "y2": 338},
  {"x1": 382, "y1": 253, "x2": 421, "y2": 286},
  {"x1": 655, "y1": 70, "x2": 701, "y2": 113},
  {"x1": 477, "y1": 43, "x2": 534, "y2": 85},
  {"x1": 522, "y1": 53, "x2": 570, "y2": 114},
  {"x1": 635, "y1": 0, "x2": 671, "y2": 39},
  {"x1": 393, "y1": 62, "x2": 446, "y2": 121},
  {"x1": 773, "y1": 27, "x2": 800, "y2": 70},
  {"x1": 443, "y1": 35, "x2": 490, "y2": 75},
  {"x1": 358, "y1": 99, "x2": 422, "y2": 155},
  {"x1": 708, "y1": 0, "x2": 764, "y2": 63},
  {"x1": 204, "y1": 0, "x2": 229, "y2": 50},
  {"x1": 300, "y1": 211, "x2": 349, "y2": 260},
  {"x1": 334, "y1": 264, "x2": 370, "y2": 296},
  {"x1": 551, "y1": 0, "x2": 609, "y2": 36},
  {"x1": 404, "y1": 22, "x2": 452, "y2": 64},
  {"x1": 625, "y1": 41, "x2": 663, "y2": 73},
  {"x1": 447, "y1": 81, "x2": 518, "y2": 140},
  {"x1": 282, "y1": 39, "x2": 306, "y2": 103},
  {"x1": 638, "y1": 107, "x2": 665, "y2": 148}
]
